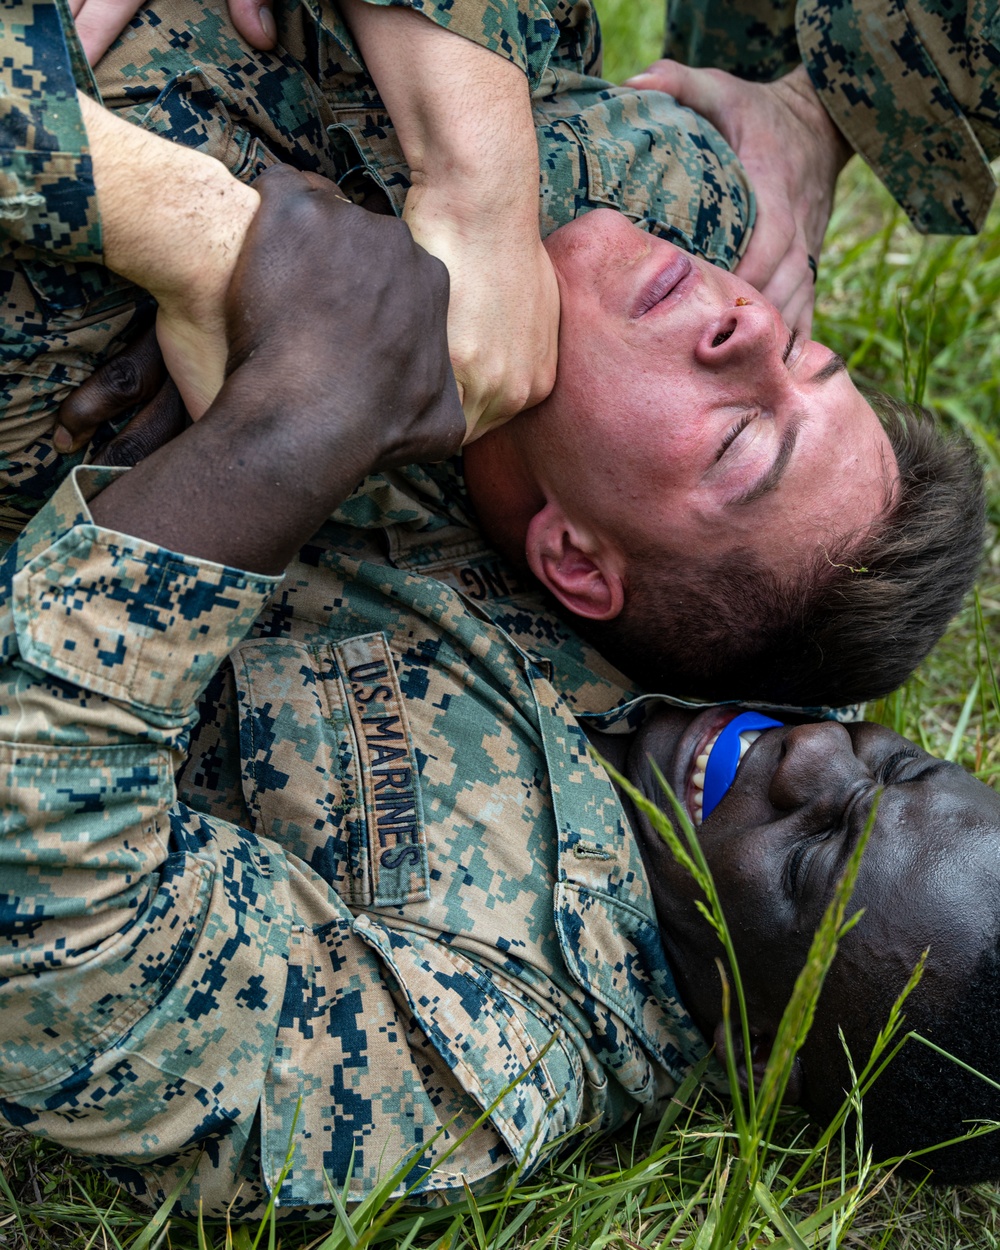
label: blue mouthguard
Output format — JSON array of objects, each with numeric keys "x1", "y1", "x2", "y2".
[{"x1": 701, "y1": 711, "x2": 784, "y2": 821}]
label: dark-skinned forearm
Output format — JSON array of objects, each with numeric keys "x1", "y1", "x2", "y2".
[{"x1": 88, "y1": 366, "x2": 380, "y2": 575}]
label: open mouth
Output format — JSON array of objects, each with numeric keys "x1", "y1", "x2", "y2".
[{"x1": 686, "y1": 711, "x2": 783, "y2": 825}]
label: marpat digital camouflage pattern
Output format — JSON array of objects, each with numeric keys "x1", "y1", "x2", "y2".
[
  {"x1": 0, "y1": 460, "x2": 712, "y2": 1216},
  {"x1": 665, "y1": 0, "x2": 1000, "y2": 234}
]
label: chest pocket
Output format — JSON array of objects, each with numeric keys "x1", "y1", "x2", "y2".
[{"x1": 232, "y1": 633, "x2": 429, "y2": 908}]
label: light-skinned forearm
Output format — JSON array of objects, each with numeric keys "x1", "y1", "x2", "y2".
[
  {"x1": 340, "y1": 0, "x2": 538, "y2": 234},
  {"x1": 79, "y1": 94, "x2": 258, "y2": 415},
  {"x1": 339, "y1": 0, "x2": 558, "y2": 434},
  {"x1": 80, "y1": 94, "x2": 258, "y2": 321}
]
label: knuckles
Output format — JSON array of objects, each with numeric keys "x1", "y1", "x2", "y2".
[
  {"x1": 234, "y1": 167, "x2": 461, "y2": 459},
  {"x1": 99, "y1": 352, "x2": 145, "y2": 401}
]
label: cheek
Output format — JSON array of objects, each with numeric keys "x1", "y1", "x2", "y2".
[
  {"x1": 711, "y1": 846, "x2": 792, "y2": 944},
  {"x1": 551, "y1": 313, "x2": 622, "y2": 415}
]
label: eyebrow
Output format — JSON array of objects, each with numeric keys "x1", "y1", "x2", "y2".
[
  {"x1": 728, "y1": 418, "x2": 800, "y2": 507},
  {"x1": 810, "y1": 352, "x2": 847, "y2": 384}
]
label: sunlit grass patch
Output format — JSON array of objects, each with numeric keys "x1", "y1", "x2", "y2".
[{"x1": 825, "y1": 168, "x2": 1000, "y2": 783}]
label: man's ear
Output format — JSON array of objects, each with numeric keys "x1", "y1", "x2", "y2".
[
  {"x1": 712, "y1": 1020, "x2": 804, "y2": 1105},
  {"x1": 525, "y1": 502, "x2": 624, "y2": 621}
]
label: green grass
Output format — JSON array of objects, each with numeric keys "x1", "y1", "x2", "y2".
[
  {"x1": 597, "y1": 0, "x2": 665, "y2": 84},
  {"x1": 4, "y1": 9, "x2": 1000, "y2": 1248}
]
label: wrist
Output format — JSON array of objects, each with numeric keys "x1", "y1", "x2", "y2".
[
  {"x1": 405, "y1": 172, "x2": 538, "y2": 236},
  {"x1": 150, "y1": 172, "x2": 258, "y2": 420},
  {"x1": 338, "y1": 0, "x2": 540, "y2": 231},
  {"x1": 782, "y1": 64, "x2": 853, "y2": 174},
  {"x1": 81, "y1": 94, "x2": 260, "y2": 317},
  {"x1": 403, "y1": 173, "x2": 542, "y2": 276},
  {"x1": 145, "y1": 166, "x2": 260, "y2": 324},
  {"x1": 401, "y1": 77, "x2": 540, "y2": 237}
]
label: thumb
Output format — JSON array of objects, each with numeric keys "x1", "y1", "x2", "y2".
[
  {"x1": 226, "y1": 0, "x2": 277, "y2": 48},
  {"x1": 623, "y1": 59, "x2": 730, "y2": 131}
]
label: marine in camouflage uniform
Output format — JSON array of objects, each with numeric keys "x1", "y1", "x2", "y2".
[
  {"x1": 2, "y1": 12, "x2": 731, "y2": 1180},
  {"x1": 0, "y1": 0, "x2": 993, "y2": 1216},
  {"x1": 0, "y1": 6, "x2": 803, "y2": 1213},
  {"x1": 0, "y1": 449, "x2": 720, "y2": 1215},
  {"x1": 664, "y1": 0, "x2": 1000, "y2": 234},
  {"x1": 0, "y1": 0, "x2": 753, "y2": 548}
]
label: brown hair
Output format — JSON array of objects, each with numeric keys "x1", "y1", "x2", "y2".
[{"x1": 582, "y1": 392, "x2": 985, "y2": 707}]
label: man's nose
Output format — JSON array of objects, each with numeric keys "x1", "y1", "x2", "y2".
[
  {"x1": 768, "y1": 722, "x2": 868, "y2": 813},
  {"x1": 699, "y1": 303, "x2": 777, "y2": 368}
]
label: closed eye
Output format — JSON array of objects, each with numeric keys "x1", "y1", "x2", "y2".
[
  {"x1": 874, "y1": 749, "x2": 921, "y2": 784},
  {"x1": 786, "y1": 754, "x2": 921, "y2": 897},
  {"x1": 716, "y1": 412, "x2": 755, "y2": 461},
  {"x1": 786, "y1": 824, "x2": 840, "y2": 896}
]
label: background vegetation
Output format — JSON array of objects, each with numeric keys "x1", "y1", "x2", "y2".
[{"x1": 3, "y1": 4, "x2": 999, "y2": 1245}]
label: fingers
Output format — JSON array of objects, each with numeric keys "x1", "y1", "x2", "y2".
[
  {"x1": 774, "y1": 275, "x2": 815, "y2": 340},
  {"x1": 737, "y1": 230, "x2": 804, "y2": 311},
  {"x1": 740, "y1": 248, "x2": 815, "y2": 337},
  {"x1": 623, "y1": 59, "x2": 733, "y2": 134},
  {"x1": 55, "y1": 327, "x2": 166, "y2": 452},
  {"x1": 623, "y1": 57, "x2": 689, "y2": 94},
  {"x1": 69, "y1": 0, "x2": 145, "y2": 65},
  {"x1": 737, "y1": 218, "x2": 817, "y2": 337},
  {"x1": 227, "y1": 163, "x2": 466, "y2": 466},
  {"x1": 91, "y1": 378, "x2": 188, "y2": 468},
  {"x1": 69, "y1": 0, "x2": 276, "y2": 70},
  {"x1": 226, "y1": 0, "x2": 277, "y2": 49},
  {"x1": 405, "y1": 196, "x2": 560, "y2": 442}
]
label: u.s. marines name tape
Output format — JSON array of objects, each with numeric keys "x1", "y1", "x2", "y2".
[{"x1": 338, "y1": 633, "x2": 429, "y2": 906}]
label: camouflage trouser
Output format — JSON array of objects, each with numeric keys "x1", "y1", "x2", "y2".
[
  {"x1": 0, "y1": 0, "x2": 752, "y2": 549},
  {"x1": 663, "y1": 0, "x2": 1000, "y2": 234}
]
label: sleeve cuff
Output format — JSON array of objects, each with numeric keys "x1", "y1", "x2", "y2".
[
  {"x1": 355, "y1": 0, "x2": 559, "y2": 85},
  {"x1": 0, "y1": 466, "x2": 279, "y2": 721},
  {"x1": 796, "y1": 0, "x2": 997, "y2": 234},
  {"x1": 0, "y1": 149, "x2": 101, "y2": 260}
]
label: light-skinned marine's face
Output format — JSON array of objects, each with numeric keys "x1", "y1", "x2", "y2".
[{"x1": 533, "y1": 209, "x2": 898, "y2": 572}]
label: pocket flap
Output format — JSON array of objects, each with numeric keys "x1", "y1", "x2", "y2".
[
  {"x1": 355, "y1": 915, "x2": 581, "y2": 1171},
  {"x1": 233, "y1": 633, "x2": 428, "y2": 907}
]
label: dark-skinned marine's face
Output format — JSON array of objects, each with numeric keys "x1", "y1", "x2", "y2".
[{"x1": 618, "y1": 708, "x2": 1000, "y2": 1105}]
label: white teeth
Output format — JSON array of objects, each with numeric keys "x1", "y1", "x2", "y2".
[
  {"x1": 689, "y1": 728, "x2": 761, "y2": 826},
  {"x1": 737, "y1": 730, "x2": 761, "y2": 759}
]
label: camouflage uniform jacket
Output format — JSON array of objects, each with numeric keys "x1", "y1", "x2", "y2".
[
  {"x1": 0, "y1": 458, "x2": 710, "y2": 1217},
  {"x1": 666, "y1": 0, "x2": 1000, "y2": 236}
]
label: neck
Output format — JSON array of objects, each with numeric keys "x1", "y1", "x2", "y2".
[
  {"x1": 580, "y1": 722, "x2": 631, "y2": 773},
  {"x1": 463, "y1": 421, "x2": 545, "y2": 566}
]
